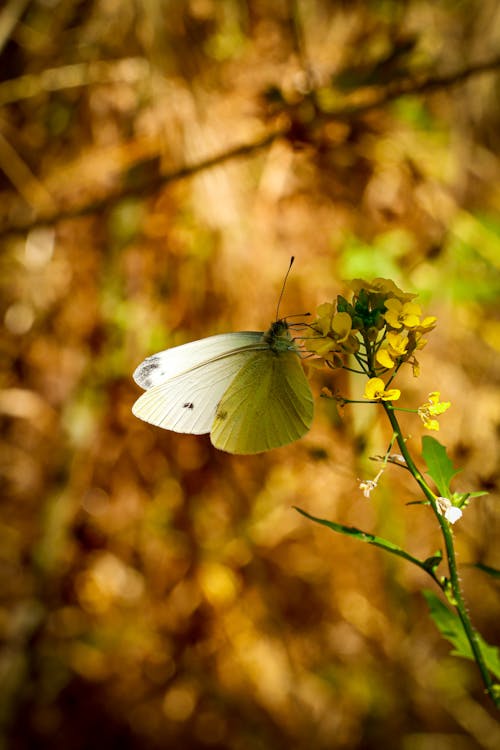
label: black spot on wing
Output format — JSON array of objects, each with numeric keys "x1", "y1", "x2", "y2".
[{"x1": 135, "y1": 355, "x2": 163, "y2": 388}]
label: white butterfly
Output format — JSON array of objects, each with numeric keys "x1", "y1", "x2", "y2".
[{"x1": 132, "y1": 319, "x2": 314, "y2": 454}]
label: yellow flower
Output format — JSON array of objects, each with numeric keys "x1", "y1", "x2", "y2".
[
  {"x1": 418, "y1": 392, "x2": 451, "y2": 430},
  {"x1": 376, "y1": 331, "x2": 409, "y2": 369},
  {"x1": 350, "y1": 278, "x2": 416, "y2": 302},
  {"x1": 325, "y1": 310, "x2": 352, "y2": 342},
  {"x1": 418, "y1": 316, "x2": 437, "y2": 332},
  {"x1": 363, "y1": 377, "x2": 401, "y2": 402},
  {"x1": 376, "y1": 348, "x2": 396, "y2": 369},
  {"x1": 309, "y1": 307, "x2": 357, "y2": 365},
  {"x1": 308, "y1": 337, "x2": 341, "y2": 358},
  {"x1": 314, "y1": 303, "x2": 336, "y2": 336},
  {"x1": 384, "y1": 298, "x2": 422, "y2": 329}
]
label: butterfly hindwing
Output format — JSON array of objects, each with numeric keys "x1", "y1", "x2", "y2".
[{"x1": 210, "y1": 349, "x2": 314, "y2": 454}]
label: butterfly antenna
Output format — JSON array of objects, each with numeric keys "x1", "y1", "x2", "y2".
[{"x1": 275, "y1": 256, "x2": 295, "y2": 321}]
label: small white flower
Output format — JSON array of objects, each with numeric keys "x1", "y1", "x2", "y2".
[
  {"x1": 359, "y1": 479, "x2": 377, "y2": 498},
  {"x1": 444, "y1": 506, "x2": 463, "y2": 524},
  {"x1": 359, "y1": 468, "x2": 385, "y2": 498},
  {"x1": 436, "y1": 496, "x2": 462, "y2": 524}
]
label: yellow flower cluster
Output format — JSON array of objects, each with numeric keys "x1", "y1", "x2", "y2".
[
  {"x1": 308, "y1": 277, "x2": 450, "y2": 429},
  {"x1": 376, "y1": 299, "x2": 436, "y2": 372},
  {"x1": 309, "y1": 277, "x2": 436, "y2": 376},
  {"x1": 349, "y1": 278, "x2": 415, "y2": 300}
]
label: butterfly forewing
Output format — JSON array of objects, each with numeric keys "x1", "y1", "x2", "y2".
[
  {"x1": 210, "y1": 349, "x2": 313, "y2": 454},
  {"x1": 133, "y1": 332, "x2": 264, "y2": 389},
  {"x1": 132, "y1": 333, "x2": 266, "y2": 434}
]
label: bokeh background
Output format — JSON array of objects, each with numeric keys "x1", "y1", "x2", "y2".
[{"x1": 1, "y1": 1, "x2": 500, "y2": 748}]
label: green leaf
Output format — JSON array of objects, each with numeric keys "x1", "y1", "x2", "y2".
[
  {"x1": 423, "y1": 590, "x2": 500, "y2": 679},
  {"x1": 422, "y1": 551, "x2": 443, "y2": 575},
  {"x1": 421, "y1": 436, "x2": 461, "y2": 497},
  {"x1": 453, "y1": 491, "x2": 488, "y2": 507},
  {"x1": 294, "y1": 507, "x2": 437, "y2": 576},
  {"x1": 472, "y1": 563, "x2": 500, "y2": 580}
]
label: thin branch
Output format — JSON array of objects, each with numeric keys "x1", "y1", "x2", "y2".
[
  {"x1": 1, "y1": 55, "x2": 500, "y2": 237},
  {"x1": 288, "y1": 0, "x2": 316, "y2": 91},
  {"x1": 0, "y1": 57, "x2": 152, "y2": 107},
  {"x1": 0, "y1": 131, "x2": 55, "y2": 211},
  {"x1": 0, "y1": 0, "x2": 30, "y2": 57},
  {"x1": 329, "y1": 55, "x2": 500, "y2": 119},
  {"x1": 0, "y1": 131, "x2": 279, "y2": 235}
]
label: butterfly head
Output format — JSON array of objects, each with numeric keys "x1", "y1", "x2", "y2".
[{"x1": 263, "y1": 320, "x2": 296, "y2": 353}]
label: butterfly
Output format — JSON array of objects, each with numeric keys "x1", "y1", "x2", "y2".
[{"x1": 132, "y1": 258, "x2": 313, "y2": 454}]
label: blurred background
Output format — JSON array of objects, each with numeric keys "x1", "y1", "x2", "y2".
[{"x1": 1, "y1": 1, "x2": 500, "y2": 748}]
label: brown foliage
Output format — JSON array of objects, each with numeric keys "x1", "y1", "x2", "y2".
[{"x1": 1, "y1": 1, "x2": 499, "y2": 748}]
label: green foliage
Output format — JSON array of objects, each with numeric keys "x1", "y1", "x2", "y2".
[
  {"x1": 422, "y1": 552, "x2": 443, "y2": 575},
  {"x1": 108, "y1": 199, "x2": 145, "y2": 246},
  {"x1": 422, "y1": 437, "x2": 488, "y2": 508},
  {"x1": 421, "y1": 436, "x2": 461, "y2": 498},
  {"x1": 294, "y1": 508, "x2": 440, "y2": 578},
  {"x1": 444, "y1": 212, "x2": 500, "y2": 303},
  {"x1": 391, "y1": 96, "x2": 435, "y2": 130},
  {"x1": 338, "y1": 230, "x2": 414, "y2": 281},
  {"x1": 423, "y1": 591, "x2": 500, "y2": 680},
  {"x1": 305, "y1": 276, "x2": 498, "y2": 707},
  {"x1": 472, "y1": 563, "x2": 500, "y2": 580}
]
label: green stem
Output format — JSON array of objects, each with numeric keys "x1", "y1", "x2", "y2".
[
  {"x1": 342, "y1": 366, "x2": 367, "y2": 375},
  {"x1": 382, "y1": 402, "x2": 500, "y2": 708}
]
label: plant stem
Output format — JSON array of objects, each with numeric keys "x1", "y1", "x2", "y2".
[{"x1": 382, "y1": 402, "x2": 500, "y2": 708}]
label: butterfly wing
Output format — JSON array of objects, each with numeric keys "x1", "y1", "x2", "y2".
[
  {"x1": 210, "y1": 349, "x2": 314, "y2": 454},
  {"x1": 132, "y1": 333, "x2": 265, "y2": 434},
  {"x1": 133, "y1": 332, "x2": 263, "y2": 389}
]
